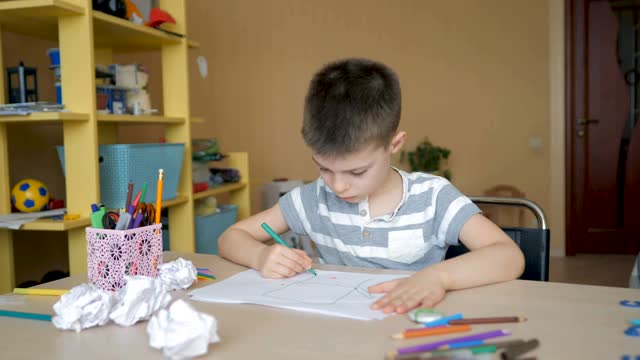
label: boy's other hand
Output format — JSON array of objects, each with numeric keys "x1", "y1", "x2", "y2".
[
  {"x1": 257, "y1": 245, "x2": 313, "y2": 278},
  {"x1": 368, "y1": 269, "x2": 447, "y2": 314}
]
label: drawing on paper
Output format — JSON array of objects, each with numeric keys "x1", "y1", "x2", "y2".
[{"x1": 262, "y1": 274, "x2": 377, "y2": 304}]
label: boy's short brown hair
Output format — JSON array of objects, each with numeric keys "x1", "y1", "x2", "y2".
[{"x1": 302, "y1": 58, "x2": 402, "y2": 156}]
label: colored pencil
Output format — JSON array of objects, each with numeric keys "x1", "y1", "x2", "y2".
[
  {"x1": 392, "y1": 325, "x2": 471, "y2": 339},
  {"x1": 125, "y1": 180, "x2": 134, "y2": 209},
  {"x1": 448, "y1": 316, "x2": 526, "y2": 325},
  {"x1": 500, "y1": 339, "x2": 539, "y2": 360},
  {"x1": 140, "y1": 182, "x2": 149, "y2": 203},
  {"x1": 393, "y1": 345, "x2": 497, "y2": 360},
  {"x1": 391, "y1": 340, "x2": 526, "y2": 360},
  {"x1": 389, "y1": 329, "x2": 511, "y2": 356},
  {"x1": 421, "y1": 313, "x2": 463, "y2": 327},
  {"x1": 197, "y1": 272, "x2": 216, "y2": 279},
  {"x1": 0, "y1": 309, "x2": 52, "y2": 322},
  {"x1": 154, "y1": 169, "x2": 163, "y2": 224},
  {"x1": 444, "y1": 339, "x2": 526, "y2": 350},
  {"x1": 261, "y1": 222, "x2": 317, "y2": 275},
  {"x1": 13, "y1": 288, "x2": 68, "y2": 296}
]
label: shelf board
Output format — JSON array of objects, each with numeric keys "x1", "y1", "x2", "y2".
[
  {"x1": 0, "y1": 0, "x2": 83, "y2": 14},
  {"x1": 0, "y1": 0, "x2": 84, "y2": 41},
  {"x1": 20, "y1": 216, "x2": 91, "y2": 231},
  {"x1": 93, "y1": 11, "x2": 184, "y2": 51},
  {"x1": 0, "y1": 112, "x2": 89, "y2": 123},
  {"x1": 0, "y1": 6, "x2": 196, "y2": 50},
  {"x1": 193, "y1": 183, "x2": 246, "y2": 200},
  {"x1": 161, "y1": 195, "x2": 189, "y2": 208},
  {"x1": 187, "y1": 39, "x2": 200, "y2": 49},
  {"x1": 97, "y1": 114, "x2": 185, "y2": 124},
  {"x1": 191, "y1": 116, "x2": 204, "y2": 124}
]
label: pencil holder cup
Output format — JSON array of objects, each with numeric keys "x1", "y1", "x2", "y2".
[{"x1": 86, "y1": 224, "x2": 163, "y2": 292}]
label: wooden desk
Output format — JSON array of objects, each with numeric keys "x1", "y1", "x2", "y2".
[{"x1": 0, "y1": 252, "x2": 638, "y2": 359}]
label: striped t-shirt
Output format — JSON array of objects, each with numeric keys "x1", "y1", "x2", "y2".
[{"x1": 279, "y1": 169, "x2": 481, "y2": 271}]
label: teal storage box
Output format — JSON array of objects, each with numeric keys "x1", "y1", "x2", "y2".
[
  {"x1": 57, "y1": 143, "x2": 185, "y2": 209},
  {"x1": 195, "y1": 205, "x2": 238, "y2": 254}
]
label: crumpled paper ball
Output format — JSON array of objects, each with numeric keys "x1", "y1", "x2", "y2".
[
  {"x1": 158, "y1": 258, "x2": 197, "y2": 291},
  {"x1": 147, "y1": 299, "x2": 220, "y2": 360},
  {"x1": 109, "y1": 275, "x2": 171, "y2": 326},
  {"x1": 52, "y1": 283, "x2": 115, "y2": 332}
]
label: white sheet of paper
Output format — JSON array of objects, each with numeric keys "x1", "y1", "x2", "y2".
[
  {"x1": 0, "y1": 209, "x2": 66, "y2": 229},
  {"x1": 189, "y1": 269, "x2": 409, "y2": 320}
]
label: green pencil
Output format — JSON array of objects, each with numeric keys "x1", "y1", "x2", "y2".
[
  {"x1": 261, "y1": 222, "x2": 317, "y2": 275},
  {"x1": 140, "y1": 182, "x2": 149, "y2": 203},
  {"x1": 0, "y1": 309, "x2": 52, "y2": 322}
]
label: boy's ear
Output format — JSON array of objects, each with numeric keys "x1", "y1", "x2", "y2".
[{"x1": 389, "y1": 131, "x2": 407, "y2": 154}]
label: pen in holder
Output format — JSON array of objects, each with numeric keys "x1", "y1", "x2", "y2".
[{"x1": 86, "y1": 224, "x2": 163, "y2": 291}]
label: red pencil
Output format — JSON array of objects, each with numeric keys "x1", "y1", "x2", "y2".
[{"x1": 391, "y1": 325, "x2": 471, "y2": 339}]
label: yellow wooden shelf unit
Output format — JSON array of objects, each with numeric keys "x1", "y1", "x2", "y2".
[
  {"x1": 97, "y1": 114, "x2": 185, "y2": 124},
  {"x1": 193, "y1": 183, "x2": 246, "y2": 200},
  {"x1": 0, "y1": 112, "x2": 89, "y2": 123},
  {"x1": 20, "y1": 217, "x2": 91, "y2": 231},
  {"x1": 0, "y1": 0, "x2": 195, "y2": 49},
  {"x1": 0, "y1": 0, "x2": 238, "y2": 295}
]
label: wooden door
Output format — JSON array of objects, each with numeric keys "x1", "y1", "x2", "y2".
[{"x1": 566, "y1": 0, "x2": 640, "y2": 254}]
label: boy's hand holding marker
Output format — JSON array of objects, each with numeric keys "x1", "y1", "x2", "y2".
[{"x1": 257, "y1": 245, "x2": 313, "y2": 279}]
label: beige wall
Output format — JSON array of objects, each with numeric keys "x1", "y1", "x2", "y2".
[
  {"x1": 4, "y1": 0, "x2": 565, "y2": 284},
  {"x1": 181, "y1": 0, "x2": 559, "y2": 247}
]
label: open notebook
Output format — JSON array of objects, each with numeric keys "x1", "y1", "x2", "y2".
[{"x1": 189, "y1": 269, "x2": 408, "y2": 320}]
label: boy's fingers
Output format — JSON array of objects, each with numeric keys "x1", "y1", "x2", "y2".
[
  {"x1": 368, "y1": 279, "x2": 399, "y2": 293},
  {"x1": 292, "y1": 248, "x2": 312, "y2": 262},
  {"x1": 282, "y1": 248, "x2": 312, "y2": 268},
  {"x1": 371, "y1": 291, "x2": 397, "y2": 310},
  {"x1": 277, "y1": 256, "x2": 305, "y2": 273},
  {"x1": 271, "y1": 263, "x2": 296, "y2": 278}
]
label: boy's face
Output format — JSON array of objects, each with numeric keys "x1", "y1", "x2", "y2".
[{"x1": 311, "y1": 132, "x2": 406, "y2": 203}]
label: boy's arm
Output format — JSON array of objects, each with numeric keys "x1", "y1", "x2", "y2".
[
  {"x1": 218, "y1": 204, "x2": 312, "y2": 278},
  {"x1": 427, "y1": 214, "x2": 525, "y2": 289},
  {"x1": 370, "y1": 214, "x2": 525, "y2": 313}
]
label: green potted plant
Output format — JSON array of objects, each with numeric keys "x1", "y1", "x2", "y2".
[{"x1": 401, "y1": 138, "x2": 452, "y2": 180}]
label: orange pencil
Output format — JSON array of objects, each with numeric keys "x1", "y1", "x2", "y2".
[
  {"x1": 154, "y1": 169, "x2": 163, "y2": 224},
  {"x1": 391, "y1": 325, "x2": 471, "y2": 340}
]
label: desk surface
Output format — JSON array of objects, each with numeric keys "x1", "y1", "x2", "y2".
[{"x1": 0, "y1": 252, "x2": 638, "y2": 359}]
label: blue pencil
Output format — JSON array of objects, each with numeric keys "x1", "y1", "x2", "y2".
[
  {"x1": 261, "y1": 222, "x2": 317, "y2": 275},
  {"x1": 0, "y1": 309, "x2": 52, "y2": 322},
  {"x1": 422, "y1": 313, "x2": 464, "y2": 327}
]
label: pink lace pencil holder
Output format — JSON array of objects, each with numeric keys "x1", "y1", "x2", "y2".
[{"x1": 86, "y1": 224, "x2": 163, "y2": 291}]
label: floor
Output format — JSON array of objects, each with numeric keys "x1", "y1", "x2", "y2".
[{"x1": 549, "y1": 254, "x2": 637, "y2": 288}]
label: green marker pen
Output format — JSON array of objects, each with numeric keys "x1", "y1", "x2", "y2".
[{"x1": 90, "y1": 204, "x2": 105, "y2": 229}]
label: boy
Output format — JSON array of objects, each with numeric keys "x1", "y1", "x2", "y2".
[{"x1": 219, "y1": 58, "x2": 525, "y2": 314}]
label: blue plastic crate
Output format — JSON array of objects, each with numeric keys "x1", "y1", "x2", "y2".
[
  {"x1": 195, "y1": 205, "x2": 238, "y2": 255},
  {"x1": 57, "y1": 143, "x2": 185, "y2": 209}
]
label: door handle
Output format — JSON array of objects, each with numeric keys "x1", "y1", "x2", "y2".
[{"x1": 577, "y1": 117, "x2": 600, "y2": 125}]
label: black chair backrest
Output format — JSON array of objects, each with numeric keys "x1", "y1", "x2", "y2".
[{"x1": 445, "y1": 197, "x2": 551, "y2": 282}]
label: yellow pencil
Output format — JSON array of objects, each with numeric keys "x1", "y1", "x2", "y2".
[
  {"x1": 13, "y1": 288, "x2": 68, "y2": 296},
  {"x1": 155, "y1": 169, "x2": 164, "y2": 224}
]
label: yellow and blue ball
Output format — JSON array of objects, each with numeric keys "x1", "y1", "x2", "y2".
[{"x1": 11, "y1": 179, "x2": 50, "y2": 213}]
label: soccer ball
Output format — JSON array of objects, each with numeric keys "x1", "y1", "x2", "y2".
[{"x1": 11, "y1": 179, "x2": 50, "y2": 213}]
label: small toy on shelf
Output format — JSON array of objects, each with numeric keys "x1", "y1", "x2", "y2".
[{"x1": 10, "y1": 178, "x2": 50, "y2": 213}]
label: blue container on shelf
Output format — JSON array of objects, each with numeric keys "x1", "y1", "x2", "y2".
[
  {"x1": 195, "y1": 205, "x2": 238, "y2": 255},
  {"x1": 47, "y1": 48, "x2": 60, "y2": 66},
  {"x1": 57, "y1": 143, "x2": 185, "y2": 209},
  {"x1": 55, "y1": 82, "x2": 62, "y2": 104}
]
